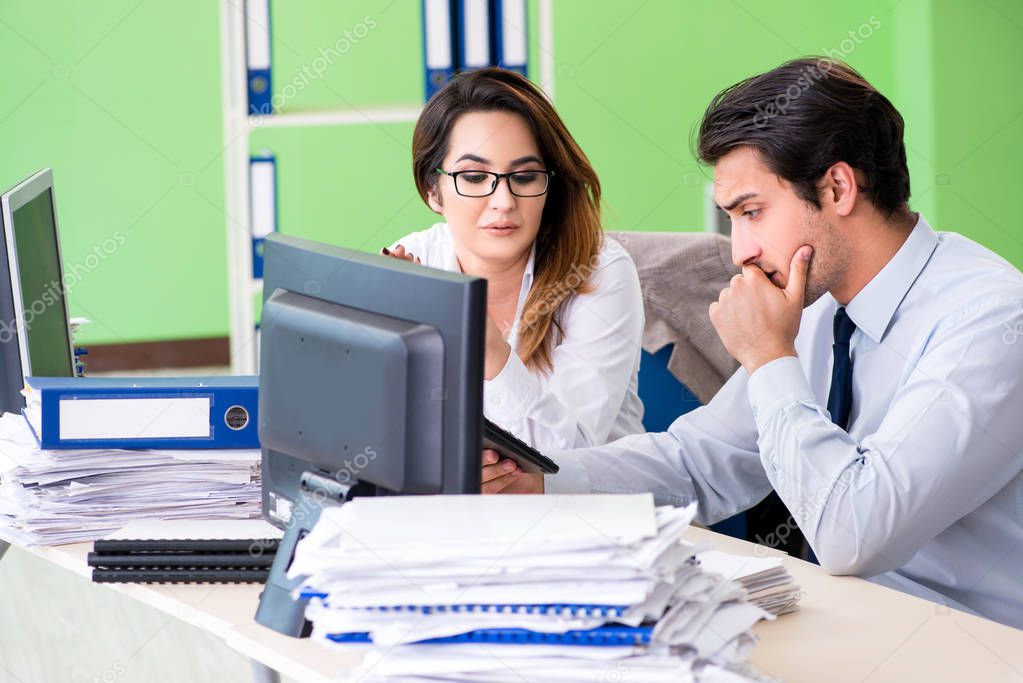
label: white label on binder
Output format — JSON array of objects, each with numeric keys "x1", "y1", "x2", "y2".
[
  {"x1": 424, "y1": 0, "x2": 453, "y2": 69},
  {"x1": 501, "y1": 0, "x2": 527, "y2": 65},
  {"x1": 59, "y1": 398, "x2": 212, "y2": 440},
  {"x1": 250, "y1": 159, "x2": 276, "y2": 238},
  {"x1": 463, "y1": 0, "x2": 490, "y2": 68},
  {"x1": 245, "y1": 0, "x2": 272, "y2": 69}
]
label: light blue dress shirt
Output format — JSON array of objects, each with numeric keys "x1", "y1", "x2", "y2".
[{"x1": 546, "y1": 215, "x2": 1023, "y2": 629}]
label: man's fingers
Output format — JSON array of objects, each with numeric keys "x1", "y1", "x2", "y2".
[
  {"x1": 785, "y1": 246, "x2": 813, "y2": 299},
  {"x1": 741, "y1": 265, "x2": 768, "y2": 282},
  {"x1": 482, "y1": 449, "x2": 500, "y2": 465}
]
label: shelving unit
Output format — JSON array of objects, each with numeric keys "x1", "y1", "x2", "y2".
[
  {"x1": 247, "y1": 105, "x2": 423, "y2": 129},
  {"x1": 218, "y1": 0, "x2": 554, "y2": 375}
]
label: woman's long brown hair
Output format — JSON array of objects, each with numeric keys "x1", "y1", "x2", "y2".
[{"x1": 411, "y1": 67, "x2": 603, "y2": 373}]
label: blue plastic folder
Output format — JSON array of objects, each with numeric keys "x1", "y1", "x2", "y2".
[
  {"x1": 245, "y1": 0, "x2": 273, "y2": 116},
  {"x1": 422, "y1": 0, "x2": 455, "y2": 100},
  {"x1": 249, "y1": 154, "x2": 278, "y2": 279},
  {"x1": 492, "y1": 0, "x2": 528, "y2": 75},
  {"x1": 22, "y1": 376, "x2": 259, "y2": 450},
  {"x1": 326, "y1": 625, "x2": 653, "y2": 646},
  {"x1": 297, "y1": 600, "x2": 630, "y2": 620},
  {"x1": 304, "y1": 601, "x2": 651, "y2": 647}
]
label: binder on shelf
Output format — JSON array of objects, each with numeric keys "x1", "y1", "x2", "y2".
[
  {"x1": 22, "y1": 376, "x2": 260, "y2": 450},
  {"x1": 245, "y1": 0, "x2": 273, "y2": 116},
  {"x1": 422, "y1": 0, "x2": 455, "y2": 100},
  {"x1": 492, "y1": 0, "x2": 527, "y2": 75},
  {"x1": 253, "y1": 285, "x2": 263, "y2": 368},
  {"x1": 249, "y1": 153, "x2": 277, "y2": 280},
  {"x1": 457, "y1": 0, "x2": 491, "y2": 72}
]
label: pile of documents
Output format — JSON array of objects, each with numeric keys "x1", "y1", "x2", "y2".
[
  {"x1": 0, "y1": 413, "x2": 261, "y2": 545},
  {"x1": 289, "y1": 494, "x2": 801, "y2": 682},
  {"x1": 697, "y1": 550, "x2": 801, "y2": 616}
]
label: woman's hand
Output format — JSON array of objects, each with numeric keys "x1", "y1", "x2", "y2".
[
  {"x1": 383, "y1": 247, "x2": 508, "y2": 379},
  {"x1": 481, "y1": 449, "x2": 544, "y2": 494},
  {"x1": 381, "y1": 244, "x2": 421, "y2": 264},
  {"x1": 484, "y1": 315, "x2": 512, "y2": 380}
]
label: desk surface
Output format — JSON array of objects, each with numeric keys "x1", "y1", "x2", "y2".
[{"x1": 26, "y1": 527, "x2": 1023, "y2": 683}]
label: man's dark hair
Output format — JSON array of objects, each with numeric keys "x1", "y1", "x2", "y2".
[{"x1": 697, "y1": 57, "x2": 911, "y2": 218}]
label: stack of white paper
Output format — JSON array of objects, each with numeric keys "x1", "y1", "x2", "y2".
[
  {"x1": 697, "y1": 550, "x2": 801, "y2": 616},
  {"x1": 353, "y1": 646, "x2": 763, "y2": 683},
  {"x1": 0, "y1": 413, "x2": 261, "y2": 545},
  {"x1": 290, "y1": 494, "x2": 795, "y2": 682}
]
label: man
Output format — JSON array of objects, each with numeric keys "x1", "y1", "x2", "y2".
[{"x1": 482, "y1": 57, "x2": 1023, "y2": 629}]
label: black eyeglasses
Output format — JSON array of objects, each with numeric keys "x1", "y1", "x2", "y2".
[{"x1": 435, "y1": 168, "x2": 555, "y2": 198}]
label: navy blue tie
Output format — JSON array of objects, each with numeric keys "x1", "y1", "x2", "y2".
[{"x1": 827, "y1": 307, "x2": 857, "y2": 430}]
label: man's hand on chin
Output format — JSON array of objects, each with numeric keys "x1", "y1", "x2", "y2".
[
  {"x1": 481, "y1": 449, "x2": 545, "y2": 494},
  {"x1": 709, "y1": 246, "x2": 812, "y2": 374}
]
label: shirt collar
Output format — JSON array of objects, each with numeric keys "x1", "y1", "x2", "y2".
[
  {"x1": 844, "y1": 214, "x2": 939, "y2": 343},
  {"x1": 522, "y1": 242, "x2": 537, "y2": 287}
]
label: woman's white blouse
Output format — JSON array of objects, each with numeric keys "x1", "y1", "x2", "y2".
[{"x1": 391, "y1": 223, "x2": 645, "y2": 451}]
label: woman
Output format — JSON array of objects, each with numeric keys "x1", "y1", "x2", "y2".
[{"x1": 385, "y1": 67, "x2": 644, "y2": 452}]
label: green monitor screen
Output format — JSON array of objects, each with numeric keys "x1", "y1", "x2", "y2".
[{"x1": 3, "y1": 170, "x2": 74, "y2": 379}]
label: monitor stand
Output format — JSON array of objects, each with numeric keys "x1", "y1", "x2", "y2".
[{"x1": 255, "y1": 472, "x2": 371, "y2": 637}]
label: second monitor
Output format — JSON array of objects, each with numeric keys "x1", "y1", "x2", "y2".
[
  {"x1": 255, "y1": 232, "x2": 488, "y2": 636},
  {"x1": 258, "y1": 231, "x2": 488, "y2": 514},
  {"x1": 0, "y1": 169, "x2": 76, "y2": 414}
]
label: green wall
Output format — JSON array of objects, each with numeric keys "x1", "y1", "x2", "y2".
[
  {"x1": 0, "y1": 0, "x2": 1019, "y2": 346},
  {"x1": 551, "y1": 1, "x2": 900, "y2": 231},
  {"x1": 929, "y1": 0, "x2": 1023, "y2": 272},
  {"x1": 0, "y1": 0, "x2": 227, "y2": 346}
]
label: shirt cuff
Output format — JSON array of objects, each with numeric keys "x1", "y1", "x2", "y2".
[
  {"x1": 543, "y1": 450, "x2": 592, "y2": 495},
  {"x1": 746, "y1": 355, "x2": 815, "y2": 431},
  {"x1": 483, "y1": 351, "x2": 537, "y2": 426}
]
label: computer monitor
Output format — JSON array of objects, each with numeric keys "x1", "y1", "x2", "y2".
[
  {"x1": 0, "y1": 169, "x2": 76, "y2": 414},
  {"x1": 255, "y1": 232, "x2": 487, "y2": 636}
]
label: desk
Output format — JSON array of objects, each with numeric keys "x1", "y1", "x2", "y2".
[{"x1": 15, "y1": 528, "x2": 1023, "y2": 683}]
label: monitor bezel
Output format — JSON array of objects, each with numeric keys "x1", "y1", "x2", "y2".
[
  {"x1": 0, "y1": 168, "x2": 76, "y2": 382},
  {"x1": 260, "y1": 232, "x2": 487, "y2": 499}
]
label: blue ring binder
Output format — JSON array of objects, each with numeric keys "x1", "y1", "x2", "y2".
[
  {"x1": 325, "y1": 625, "x2": 653, "y2": 647},
  {"x1": 299, "y1": 596, "x2": 630, "y2": 620}
]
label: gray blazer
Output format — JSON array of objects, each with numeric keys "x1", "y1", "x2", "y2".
[{"x1": 610, "y1": 231, "x2": 740, "y2": 404}]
